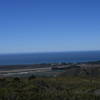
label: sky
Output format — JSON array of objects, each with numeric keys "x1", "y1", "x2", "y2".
[{"x1": 0, "y1": 0, "x2": 100, "y2": 54}]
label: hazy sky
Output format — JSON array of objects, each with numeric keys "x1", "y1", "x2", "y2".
[{"x1": 0, "y1": 0, "x2": 100, "y2": 54}]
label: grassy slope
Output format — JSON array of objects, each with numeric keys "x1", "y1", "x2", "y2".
[{"x1": 0, "y1": 77, "x2": 100, "y2": 100}]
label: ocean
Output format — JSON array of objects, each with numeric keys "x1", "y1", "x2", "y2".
[{"x1": 0, "y1": 51, "x2": 100, "y2": 65}]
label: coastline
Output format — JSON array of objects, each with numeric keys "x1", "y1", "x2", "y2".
[{"x1": 0, "y1": 60, "x2": 100, "y2": 77}]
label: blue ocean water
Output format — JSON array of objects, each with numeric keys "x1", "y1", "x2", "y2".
[{"x1": 0, "y1": 51, "x2": 100, "y2": 65}]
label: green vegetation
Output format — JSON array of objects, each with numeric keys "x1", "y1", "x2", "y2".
[{"x1": 0, "y1": 77, "x2": 100, "y2": 100}]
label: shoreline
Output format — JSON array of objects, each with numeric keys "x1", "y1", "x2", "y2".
[{"x1": 0, "y1": 60, "x2": 100, "y2": 77}]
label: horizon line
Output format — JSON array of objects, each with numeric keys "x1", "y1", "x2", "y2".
[{"x1": 0, "y1": 50, "x2": 100, "y2": 55}]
